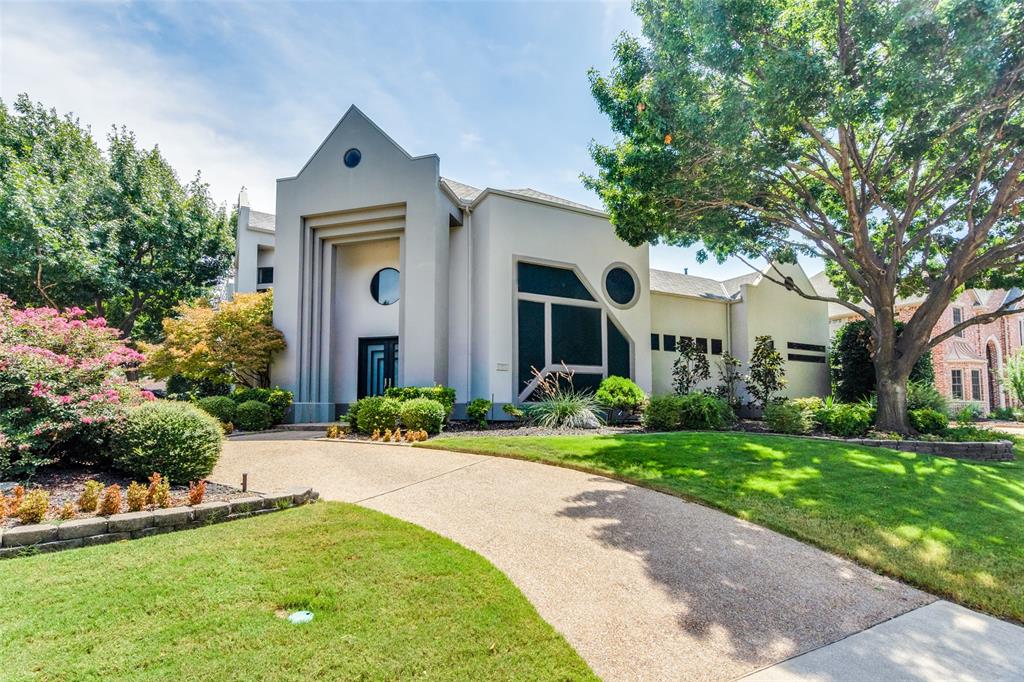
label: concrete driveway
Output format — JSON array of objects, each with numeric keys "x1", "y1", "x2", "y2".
[{"x1": 212, "y1": 433, "x2": 1023, "y2": 681}]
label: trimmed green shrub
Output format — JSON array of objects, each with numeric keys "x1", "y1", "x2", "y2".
[
  {"x1": 384, "y1": 386, "x2": 456, "y2": 416},
  {"x1": 820, "y1": 402, "x2": 874, "y2": 437},
  {"x1": 231, "y1": 387, "x2": 293, "y2": 424},
  {"x1": 643, "y1": 395, "x2": 685, "y2": 431},
  {"x1": 909, "y1": 408, "x2": 949, "y2": 435},
  {"x1": 765, "y1": 399, "x2": 816, "y2": 435},
  {"x1": 595, "y1": 376, "x2": 647, "y2": 413},
  {"x1": 196, "y1": 396, "x2": 237, "y2": 424},
  {"x1": 466, "y1": 398, "x2": 492, "y2": 427},
  {"x1": 353, "y1": 396, "x2": 402, "y2": 434},
  {"x1": 235, "y1": 400, "x2": 273, "y2": 431},
  {"x1": 907, "y1": 381, "x2": 949, "y2": 414},
  {"x1": 502, "y1": 403, "x2": 525, "y2": 420},
  {"x1": 399, "y1": 398, "x2": 447, "y2": 434},
  {"x1": 112, "y1": 401, "x2": 222, "y2": 483},
  {"x1": 677, "y1": 392, "x2": 735, "y2": 430},
  {"x1": 991, "y1": 406, "x2": 1016, "y2": 421}
]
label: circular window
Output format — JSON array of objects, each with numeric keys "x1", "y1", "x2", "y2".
[
  {"x1": 370, "y1": 267, "x2": 399, "y2": 305},
  {"x1": 343, "y1": 148, "x2": 362, "y2": 168},
  {"x1": 604, "y1": 265, "x2": 638, "y2": 307}
]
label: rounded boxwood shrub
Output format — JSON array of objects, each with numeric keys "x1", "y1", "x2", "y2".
[
  {"x1": 595, "y1": 376, "x2": 647, "y2": 413},
  {"x1": 112, "y1": 401, "x2": 222, "y2": 483},
  {"x1": 399, "y1": 398, "x2": 447, "y2": 435},
  {"x1": 196, "y1": 396, "x2": 237, "y2": 424},
  {"x1": 820, "y1": 402, "x2": 875, "y2": 437},
  {"x1": 353, "y1": 396, "x2": 402, "y2": 434},
  {"x1": 466, "y1": 398, "x2": 492, "y2": 427},
  {"x1": 764, "y1": 399, "x2": 815, "y2": 435},
  {"x1": 231, "y1": 387, "x2": 293, "y2": 424},
  {"x1": 235, "y1": 400, "x2": 273, "y2": 431},
  {"x1": 909, "y1": 408, "x2": 949, "y2": 435},
  {"x1": 643, "y1": 395, "x2": 684, "y2": 431}
]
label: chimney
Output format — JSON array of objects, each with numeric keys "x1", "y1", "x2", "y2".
[{"x1": 684, "y1": 268, "x2": 688, "y2": 275}]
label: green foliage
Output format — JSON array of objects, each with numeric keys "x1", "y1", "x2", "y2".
[
  {"x1": 644, "y1": 393, "x2": 734, "y2": 431},
  {"x1": 642, "y1": 395, "x2": 685, "y2": 431},
  {"x1": 991, "y1": 406, "x2": 1017, "y2": 421},
  {"x1": 142, "y1": 293, "x2": 286, "y2": 389},
  {"x1": 352, "y1": 396, "x2": 402, "y2": 434},
  {"x1": 501, "y1": 403, "x2": 525, "y2": 420},
  {"x1": 231, "y1": 386, "x2": 292, "y2": 425},
  {"x1": 595, "y1": 375, "x2": 646, "y2": 413},
  {"x1": 465, "y1": 398, "x2": 492, "y2": 427},
  {"x1": 524, "y1": 393, "x2": 604, "y2": 430},
  {"x1": 165, "y1": 375, "x2": 231, "y2": 401},
  {"x1": 908, "y1": 409, "x2": 949, "y2": 435},
  {"x1": 399, "y1": 398, "x2": 447, "y2": 435},
  {"x1": 956, "y1": 405, "x2": 983, "y2": 425},
  {"x1": 746, "y1": 336, "x2": 786, "y2": 407},
  {"x1": 196, "y1": 396, "x2": 237, "y2": 424},
  {"x1": 906, "y1": 381, "x2": 949, "y2": 415},
  {"x1": 714, "y1": 352, "x2": 743, "y2": 406},
  {"x1": 671, "y1": 337, "x2": 710, "y2": 395},
  {"x1": 384, "y1": 386, "x2": 456, "y2": 416},
  {"x1": 764, "y1": 400, "x2": 815, "y2": 435},
  {"x1": 820, "y1": 403, "x2": 875, "y2": 438},
  {"x1": 234, "y1": 400, "x2": 273, "y2": 432},
  {"x1": 933, "y1": 425, "x2": 1014, "y2": 443},
  {"x1": 0, "y1": 95, "x2": 234, "y2": 340},
  {"x1": 111, "y1": 401, "x2": 222, "y2": 483},
  {"x1": 831, "y1": 321, "x2": 935, "y2": 403},
  {"x1": 1000, "y1": 352, "x2": 1024, "y2": 406}
]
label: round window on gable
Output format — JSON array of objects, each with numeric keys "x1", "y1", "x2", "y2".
[
  {"x1": 604, "y1": 264, "x2": 638, "y2": 308},
  {"x1": 343, "y1": 148, "x2": 362, "y2": 168},
  {"x1": 371, "y1": 267, "x2": 399, "y2": 305}
]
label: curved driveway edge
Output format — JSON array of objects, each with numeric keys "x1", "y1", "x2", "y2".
[{"x1": 213, "y1": 433, "x2": 931, "y2": 681}]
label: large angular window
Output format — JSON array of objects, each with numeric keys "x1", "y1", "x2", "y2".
[{"x1": 515, "y1": 260, "x2": 634, "y2": 400}]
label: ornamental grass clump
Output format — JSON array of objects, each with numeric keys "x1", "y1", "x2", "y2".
[{"x1": 523, "y1": 366, "x2": 603, "y2": 430}]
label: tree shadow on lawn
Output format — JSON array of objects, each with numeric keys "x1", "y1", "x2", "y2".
[{"x1": 546, "y1": 432, "x2": 1024, "y2": 623}]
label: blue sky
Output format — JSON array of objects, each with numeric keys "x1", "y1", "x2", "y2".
[{"x1": 1, "y1": 0, "x2": 818, "y2": 279}]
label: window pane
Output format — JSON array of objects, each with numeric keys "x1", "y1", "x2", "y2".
[
  {"x1": 650, "y1": 333, "x2": 660, "y2": 351},
  {"x1": 608, "y1": 319, "x2": 631, "y2": 379},
  {"x1": 695, "y1": 337, "x2": 708, "y2": 353},
  {"x1": 971, "y1": 370, "x2": 982, "y2": 400},
  {"x1": 951, "y1": 370, "x2": 963, "y2": 399},
  {"x1": 517, "y1": 300, "x2": 545, "y2": 392},
  {"x1": 711, "y1": 339, "x2": 723, "y2": 355},
  {"x1": 551, "y1": 304, "x2": 602, "y2": 366},
  {"x1": 517, "y1": 262, "x2": 594, "y2": 301},
  {"x1": 663, "y1": 335, "x2": 676, "y2": 352},
  {"x1": 605, "y1": 267, "x2": 636, "y2": 306},
  {"x1": 370, "y1": 268, "x2": 400, "y2": 305}
]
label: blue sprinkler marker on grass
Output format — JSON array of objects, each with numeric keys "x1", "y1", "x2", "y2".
[{"x1": 288, "y1": 611, "x2": 314, "y2": 624}]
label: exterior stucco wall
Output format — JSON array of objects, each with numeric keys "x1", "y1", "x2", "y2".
[
  {"x1": 471, "y1": 194, "x2": 652, "y2": 403},
  {"x1": 649, "y1": 293, "x2": 730, "y2": 395},
  {"x1": 234, "y1": 204, "x2": 276, "y2": 294}
]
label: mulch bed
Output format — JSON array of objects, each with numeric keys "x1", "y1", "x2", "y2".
[{"x1": 1, "y1": 466, "x2": 245, "y2": 529}]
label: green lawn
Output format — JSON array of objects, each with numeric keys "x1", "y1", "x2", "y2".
[
  {"x1": 0, "y1": 503, "x2": 594, "y2": 681},
  {"x1": 424, "y1": 432, "x2": 1024, "y2": 622}
]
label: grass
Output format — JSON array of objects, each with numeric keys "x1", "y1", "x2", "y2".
[
  {"x1": 423, "y1": 432, "x2": 1024, "y2": 623},
  {"x1": 0, "y1": 503, "x2": 595, "y2": 681}
]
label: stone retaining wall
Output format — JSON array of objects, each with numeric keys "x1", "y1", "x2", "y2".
[
  {"x1": 0, "y1": 488, "x2": 319, "y2": 559},
  {"x1": 840, "y1": 438, "x2": 1014, "y2": 461}
]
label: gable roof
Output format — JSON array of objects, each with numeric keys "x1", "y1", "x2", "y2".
[
  {"x1": 248, "y1": 210, "x2": 276, "y2": 231},
  {"x1": 441, "y1": 177, "x2": 605, "y2": 217}
]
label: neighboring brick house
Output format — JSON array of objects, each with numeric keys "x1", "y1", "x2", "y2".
[{"x1": 812, "y1": 272, "x2": 1024, "y2": 415}]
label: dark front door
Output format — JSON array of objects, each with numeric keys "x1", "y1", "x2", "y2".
[{"x1": 358, "y1": 337, "x2": 399, "y2": 398}]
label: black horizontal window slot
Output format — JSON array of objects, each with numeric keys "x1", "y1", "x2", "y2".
[
  {"x1": 788, "y1": 353, "x2": 826, "y2": 363},
  {"x1": 787, "y1": 342, "x2": 826, "y2": 353}
]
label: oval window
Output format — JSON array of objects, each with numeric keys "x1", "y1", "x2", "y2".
[
  {"x1": 370, "y1": 268, "x2": 399, "y2": 305},
  {"x1": 604, "y1": 266, "x2": 637, "y2": 307},
  {"x1": 343, "y1": 148, "x2": 362, "y2": 168}
]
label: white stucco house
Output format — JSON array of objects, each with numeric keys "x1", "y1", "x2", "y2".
[{"x1": 233, "y1": 106, "x2": 829, "y2": 422}]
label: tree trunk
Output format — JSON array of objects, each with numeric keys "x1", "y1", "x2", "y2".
[{"x1": 874, "y1": 366, "x2": 912, "y2": 433}]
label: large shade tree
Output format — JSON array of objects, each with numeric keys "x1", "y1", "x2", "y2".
[
  {"x1": 0, "y1": 95, "x2": 234, "y2": 340},
  {"x1": 586, "y1": 0, "x2": 1024, "y2": 432}
]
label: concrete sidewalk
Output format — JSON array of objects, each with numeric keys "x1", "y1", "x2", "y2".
[{"x1": 212, "y1": 434, "x2": 1021, "y2": 681}]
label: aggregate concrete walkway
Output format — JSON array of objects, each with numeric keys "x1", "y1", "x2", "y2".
[{"x1": 211, "y1": 434, "x2": 1014, "y2": 681}]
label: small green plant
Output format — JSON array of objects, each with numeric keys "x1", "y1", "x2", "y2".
[
  {"x1": 16, "y1": 490, "x2": 49, "y2": 524},
  {"x1": 399, "y1": 398, "x2": 447, "y2": 435},
  {"x1": 465, "y1": 398, "x2": 492, "y2": 428},
  {"x1": 352, "y1": 396, "x2": 402, "y2": 434},
  {"x1": 502, "y1": 403, "x2": 525, "y2": 420},
  {"x1": 820, "y1": 402, "x2": 875, "y2": 437},
  {"x1": 147, "y1": 472, "x2": 172, "y2": 508},
  {"x1": 677, "y1": 392, "x2": 735, "y2": 430},
  {"x1": 112, "y1": 401, "x2": 223, "y2": 482},
  {"x1": 643, "y1": 395, "x2": 685, "y2": 431},
  {"x1": 77, "y1": 480, "x2": 104, "y2": 512},
  {"x1": 714, "y1": 352, "x2": 743, "y2": 406},
  {"x1": 908, "y1": 408, "x2": 949, "y2": 435},
  {"x1": 595, "y1": 376, "x2": 646, "y2": 420},
  {"x1": 196, "y1": 396, "x2": 237, "y2": 424},
  {"x1": 907, "y1": 381, "x2": 949, "y2": 414},
  {"x1": 746, "y1": 335, "x2": 787, "y2": 406},
  {"x1": 991, "y1": 406, "x2": 1017, "y2": 421},
  {"x1": 1000, "y1": 351, "x2": 1024, "y2": 406},
  {"x1": 235, "y1": 400, "x2": 274, "y2": 431},
  {"x1": 764, "y1": 399, "x2": 815, "y2": 435},
  {"x1": 126, "y1": 481, "x2": 148, "y2": 512},
  {"x1": 957, "y1": 404, "x2": 983, "y2": 425},
  {"x1": 672, "y1": 337, "x2": 710, "y2": 395}
]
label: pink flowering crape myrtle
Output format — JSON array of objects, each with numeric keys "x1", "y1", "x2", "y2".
[{"x1": 0, "y1": 295, "x2": 151, "y2": 478}]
